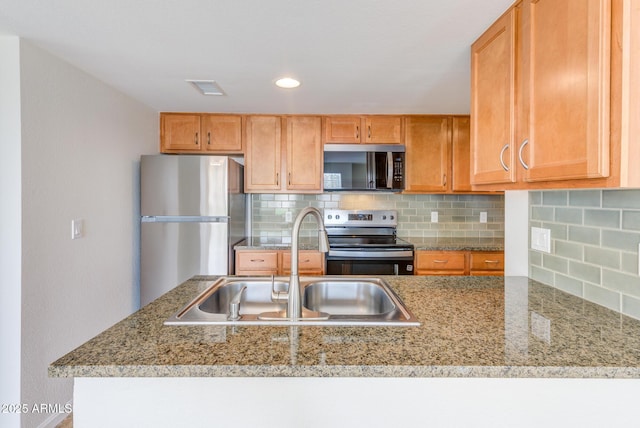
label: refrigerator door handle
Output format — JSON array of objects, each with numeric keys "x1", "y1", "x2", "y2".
[{"x1": 141, "y1": 216, "x2": 229, "y2": 223}]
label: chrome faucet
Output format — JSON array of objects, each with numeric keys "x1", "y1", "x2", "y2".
[{"x1": 288, "y1": 207, "x2": 330, "y2": 321}]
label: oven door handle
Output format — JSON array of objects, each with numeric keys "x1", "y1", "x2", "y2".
[{"x1": 328, "y1": 249, "x2": 414, "y2": 258}]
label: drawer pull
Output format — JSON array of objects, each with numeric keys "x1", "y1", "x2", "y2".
[
  {"x1": 250, "y1": 259, "x2": 265, "y2": 263},
  {"x1": 484, "y1": 260, "x2": 500, "y2": 264},
  {"x1": 433, "y1": 259, "x2": 449, "y2": 264}
]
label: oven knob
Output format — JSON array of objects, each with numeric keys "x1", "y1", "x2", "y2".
[
  {"x1": 390, "y1": 215, "x2": 395, "y2": 220},
  {"x1": 335, "y1": 215, "x2": 340, "y2": 220},
  {"x1": 327, "y1": 215, "x2": 332, "y2": 220},
  {"x1": 382, "y1": 215, "x2": 387, "y2": 220}
]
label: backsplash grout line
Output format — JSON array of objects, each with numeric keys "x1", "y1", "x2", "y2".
[{"x1": 530, "y1": 189, "x2": 640, "y2": 320}]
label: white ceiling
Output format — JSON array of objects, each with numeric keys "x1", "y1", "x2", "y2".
[{"x1": 0, "y1": 0, "x2": 514, "y2": 114}]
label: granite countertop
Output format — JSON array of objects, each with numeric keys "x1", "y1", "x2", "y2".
[
  {"x1": 49, "y1": 275, "x2": 640, "y2": 379},
  {"x1": 234, "y1": 237, "x2": 320, "y2": 250},
  {"x1": 236, "y1": 237, "x2": 504, "y2": 252},
  {"x1": 405, "y1": 237, "x2": 504, "y2": 251}
]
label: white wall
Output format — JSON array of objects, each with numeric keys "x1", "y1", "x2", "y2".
[
  {"x1": 17, "y1": 41, "x2": 158, "y2": 427},
  {"x1": 505, "y1": 190, "x2": 529, "y2": 276},
  {"x1": 0, "y1": 36, "x2": 23, "y2": 428}
]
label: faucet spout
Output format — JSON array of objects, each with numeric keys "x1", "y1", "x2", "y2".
[{"x1": 288, "y1": 207, "x2": 329, "y2": 321}]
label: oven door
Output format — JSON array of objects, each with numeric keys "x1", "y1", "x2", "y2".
[{"x1": 326, "y1": 254, "x2": 414, "y2": 276}]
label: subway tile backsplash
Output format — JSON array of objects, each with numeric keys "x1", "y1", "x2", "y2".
[
  {"x1": 251, "y1": 193, "x2": 504, "y2": 241},
  {"x1": 529, "y1": 189, "x2": 640, "y2": 320}
]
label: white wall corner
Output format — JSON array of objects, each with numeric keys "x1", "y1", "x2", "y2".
[{"x1": 504, "y1": 190, "x2": 529, "y2": 276}]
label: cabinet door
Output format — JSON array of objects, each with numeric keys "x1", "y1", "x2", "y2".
[
  {"x1": 202, "y1": 115, "x2": 242, "y2": 152},
  {"x1": 161, "y1": 114, "x2": 201, "y2": 152},
  {"x1": 452, "y1": 116, "x2": 473, "y2": 192},
  {"x1": 469, "y1": 252, "x2": 504, "y2": 276},
  {"x1": 522, "y1": 0, "x2": 611, "y2": 182},
  {"x1": 470, "y1": 8, "x2": 518, "y2": 185},
  {"x1": 281, "y1": 251, "x2": 324, "y2": 275},
  {"x1": 405, "y1": 116, "x2": 451, "y2": 192},
  {"x1": 323, "y1": 116, "x2": 362, "y2": 143},
  {"x1": 364, "y1": 116, "x2": 403, "y2": 144},
  {"x1": 286, "y1": 116, "x2": 323, "y2": 192},
  {"x1": 235, "y1": 250, "x2": 279, "y2": 275},
  {"x1": 415, "y1": 251, "x2": 467, "y2": 275},
  {"x1": 245, "y1": 116, "x2": 282, "y2": 192}
]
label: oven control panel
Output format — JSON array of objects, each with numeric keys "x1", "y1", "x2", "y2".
[{"x1": 324, "y1": 210, "x2": 398, "y2": 227}]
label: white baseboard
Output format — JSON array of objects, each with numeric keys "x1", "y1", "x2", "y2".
[{"x1": 36, "y1": 398, "x2": 73, "y2": 428}]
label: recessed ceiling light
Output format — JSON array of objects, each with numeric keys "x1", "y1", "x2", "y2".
[
  {"x1": 275, "y1": 77, "x2": 301, "y2": 89},
  {"x1": 186, "y1": 80, "x2": 226, "y2": 96}
]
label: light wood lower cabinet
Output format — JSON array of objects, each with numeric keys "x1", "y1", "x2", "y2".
[
  {"x1": 415, "y1": 250, "x2": 504, "y2": 276},
  {"x1": 235, "y1": 249, "x2": 325, "y2": 276}
]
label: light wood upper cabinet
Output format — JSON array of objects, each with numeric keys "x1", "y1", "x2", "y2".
[
  {"x1": 470, "y1": 0, "x2": 640, "y2": 190},
  {"x1": 470, "y1": 7, "x2": 517, "y2": 186},
  {"x1": 451, "y1": 116, "x2": 473, "y2": 192},
  {"x1": 161, "y1": 114, "x2": 201, "y2": 152},
  {"x1": 405, "y1": 115, "x2": 480, "y2": 194},
  {"x1": 323, "y1": 116, "x2": 362, "y2": 144},
  {"x1": 201, "y1": 115, "x2": 243, "y2": 152},
  {"x1": 364, "y1": 116, "x2": 403, "y2": 144},
  {"x1": 405, "y1": 116, "x2": 451, "y2": 193},
  {"x1": 245, "y1": 116, "x2": 323, "y2": 193},
  {"x1": 161, "y1": 113, "x2": 242, "y2": 153},
  {"x1": 286, "y1": 116, "x2": 323, "y2": 191},
  {"x1": 245, "y1": 116, "x2": 282, "y2": 192},
  {"x1": 323, "y1": 116, "x2": 403, "y2": 144},
  {"x1": 522, "y1": 0, "x2": 611, "y2": 182}
]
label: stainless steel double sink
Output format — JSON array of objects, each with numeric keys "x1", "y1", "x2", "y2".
[{"x1": 165, "y1": 276, "x2": 419, "y2": 326}]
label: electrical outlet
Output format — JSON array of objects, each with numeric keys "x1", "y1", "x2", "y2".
[
  {"x1": 531, "y1": 227, "x2": 551, "y2": 253},
  {"x1": 285, "y1": 211, "x2": 292, "y2": 223},
  {"x1": 71, "y1": 219, "x2": 84, "y2": 240},
  {"x1": 480, "y1": 212, "x2": 488, "y2": 223},
  {"x1": 431, "y1": 212, "x2": 438, "y2": 223}
]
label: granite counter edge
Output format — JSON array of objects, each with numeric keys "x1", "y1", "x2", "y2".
[{"x1": 48, "y1": 364, "x2": 640, "y2": 379}]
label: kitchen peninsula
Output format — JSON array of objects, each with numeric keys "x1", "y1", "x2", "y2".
[{"x1": 51, "y1": 275, "x2": 640, "y2": 427}]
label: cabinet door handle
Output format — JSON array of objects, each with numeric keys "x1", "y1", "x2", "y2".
[
  {"x1": 207, "y1": 131, "x2": 211, "y2": 145},
  {"x1": 276, "y1": 173, "x2": 279, "y2": 186},
  {"x1": 195, "y1": 132, "x2": 199, "y2": 146},
  {"x1": 356, "y1": 126, "x2": 359, "y2": 140},
  {"x1": 368, "y1": 125, "x2": 371, "y2": 139},
  {"x1": 518, "y1": 139, "x2": 529, "y2": 170},
  {"x1": 499, "y1": 144, "x2": 510, "y2": 171},
  {"x1": 443, "y1": 174, "x2": 447, "y2": 187},
  {"x1": 484, "y1": 260, "x2": 500, "y2": 264},
  {"x1": 250, "y1": 259, "x2": 265, "y2": 263},
  {"x1": 433, "y1": 259, "x2": 449, "y2": 264},
  {"x1": 288, "y1": 172, "x2": 291, "y2": 186}
]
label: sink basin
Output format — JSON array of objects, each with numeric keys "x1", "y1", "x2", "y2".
[
  {"x1": 303, "y1": 281, "x2": 396, "y2": 315},
  {"x1": 165, "y1": 276, "x2": 419, "y2": 326}
]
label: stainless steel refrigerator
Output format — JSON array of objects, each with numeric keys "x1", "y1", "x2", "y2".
[{"x1": 140, "y1": 155, "x2": 246, "y2": 306}]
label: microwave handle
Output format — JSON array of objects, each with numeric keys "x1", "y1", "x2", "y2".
[{"x1": 386, "y1": 152, "x2": 393, "y2": 189}]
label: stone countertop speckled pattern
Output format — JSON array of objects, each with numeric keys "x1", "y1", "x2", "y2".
[
  {"x1": 236, "y1": 237, "x2": 504, "y2": 252},
  {"x1": 49, "y1": 276, "x2": 640, "y2": 379},
  {"x1": 406, "y1": 237, "x2": 504, "y2": 251},
  {"x1": 234, "y1": 237, "x2": 321, "y2": 250}
]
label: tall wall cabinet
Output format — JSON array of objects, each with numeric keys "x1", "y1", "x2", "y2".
[{"x1": 471, "y1": 0, "x2": 640, "y2": 190}]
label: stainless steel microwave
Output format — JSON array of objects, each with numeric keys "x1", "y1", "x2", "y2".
[{"x1": 323, "y1": 144, "x2": 405, "y2": 191}]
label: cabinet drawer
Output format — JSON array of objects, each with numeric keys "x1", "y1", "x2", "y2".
[
  {"x1": 415, "y1": 251, "x2": 466, "y2": 274},
  {"x1": 281, "y1": 251, "x2": 324, "y2": 274},
  {"x1": 235, "y1": 251, "x2": 279, "y2": 274},
  {"x1": 469, "y1": 252, "x2": 504, "y2": 274}
]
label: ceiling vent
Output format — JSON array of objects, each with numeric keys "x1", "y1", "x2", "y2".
[{"x1": 186, "y1": 80, "x2": 226, "y2": 96}]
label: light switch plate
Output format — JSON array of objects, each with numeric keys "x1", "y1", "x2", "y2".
[
  {"x1": 480, "y1": 212, "x2": 488, "y2": 223},
  {"x1": 71, "y1": 219, "x2": 84, "y2": 240},
  {"x1": 531, "y1": 227, "x2": 551, "y2": 253},
  {"x1": 431, "y1": 212, "x2": 438, "y2": 223}
]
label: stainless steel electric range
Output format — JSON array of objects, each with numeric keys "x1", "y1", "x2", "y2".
[{"x1": 323, "y1": 209, "x2": 414, "y2": 275}]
